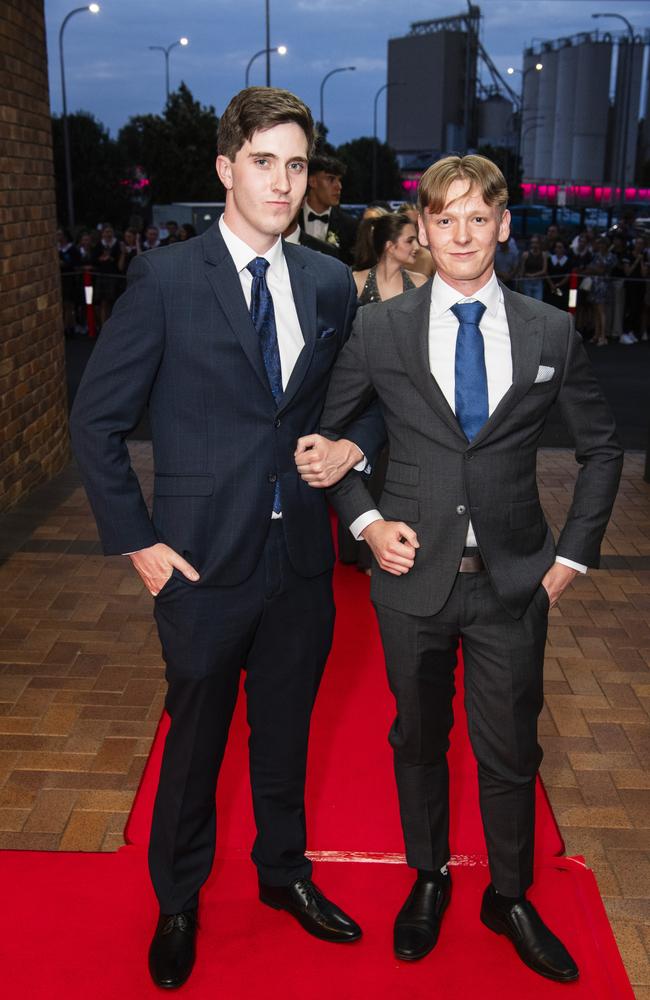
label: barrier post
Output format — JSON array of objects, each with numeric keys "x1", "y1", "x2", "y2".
[
  {"x1": 83, "y1": 270, "x2": 96, "y2": 338},
  {"x1": 568, "y1": 270, "x2": 578, "y2": 315}
]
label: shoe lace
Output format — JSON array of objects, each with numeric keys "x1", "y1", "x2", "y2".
[
  {"x1": 162, "y1": 912, "x2": 196, "y2": 935},
  {"x1": 292, "y1": 878, "x2": 323, "y2": 908}
]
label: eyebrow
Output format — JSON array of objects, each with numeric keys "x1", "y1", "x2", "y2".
[{"x1": 247, "y1": 151, "x2": 308, "y2": 163}]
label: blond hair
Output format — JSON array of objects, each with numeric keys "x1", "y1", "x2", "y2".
[{"x1": 418, "y1": 154, "x2": 508, "y2": 216}]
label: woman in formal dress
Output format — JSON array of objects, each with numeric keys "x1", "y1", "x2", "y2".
[{"x1": 339, "y1": 214, "x2": 428, "y2": 571}]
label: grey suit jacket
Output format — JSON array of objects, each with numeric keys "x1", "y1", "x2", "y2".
[{"x1": 321, "y1": 280, "x2": 623, "y2": 619}]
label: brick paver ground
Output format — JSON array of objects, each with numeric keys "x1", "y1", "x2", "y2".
[{"x1": 0, "y1": 445, "x2": 648, "y2": 994}]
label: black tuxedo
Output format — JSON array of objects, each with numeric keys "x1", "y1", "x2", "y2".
[
  {"x1": 70, "y1": 223, "x2": 384, "y2": 912},
  {"x1": 297, "y1": 228, "x2": 341, "y2": 259},
  {"x1": 300, "y1": 205, "x2": 358, "y2": 266},
  {"x1": 321, "y1": 281, "x2": 622, "y2": 895}
]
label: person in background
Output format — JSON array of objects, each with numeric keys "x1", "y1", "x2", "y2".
[
  {"x1": 118, "y1": 228, "x2": 140, "y2": 277},
  {"x1": 57, "y1": 227, "x2": 79, "y2": 335},
  {"x1": 607, "y1": 235, "x2": 629, "y2": 342},
  {"x1": 494, "y1": 235, "x2": 520, "y2": 290},
  {"x1": 91, "y1": 223, "x2": 121, "y2": 331},
  {"x1": 545, "y1": 239, "x2": 572, "y2": 311},
  {"x1": 300, "y1": 154, "x2": 358, "y2": 264},
  {"x1": 621, "y1": 236, "x2": 647, "y2": 345},
  {"x1": 179, "y1": 223, "x2": 197, "y2": 241},
  {"x1": 161, "y1": 220, "x2": 180, "y2": 246},
  {"x1": 283, "y1": 210, "x2": 340, "y2": 257},
  {"x1": 542, "y1": 223, "x2": 560, "y2": 253},
  {"x1": 400, "y1": 203, "x2": 435, "y2": 279},
  {"x1": 587, "y1": 236, "x2": 614, "y2": 347},
  {"x1": 352, "y1": 207, "x2": 390, "y2": 272},
  {"x1": 518, "y1": 235, "x2": 546, "y2": 300},
  {"x1": 142, "y1": 225, "x2": 161, "y2": 251},
  {"x1": 572, "y1": 234, "x2": 594, "y2": 335},
  {"x1": 340, "y1": 213, "x2": 427, "y2": 572}
]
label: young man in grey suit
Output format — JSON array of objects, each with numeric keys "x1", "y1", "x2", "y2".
[
  {"x1": 71, "y1": 88, "x2": 385, "y2": 989},
  {"x1": 298, "y1": 155, "x2": 622, "y2": 983}
]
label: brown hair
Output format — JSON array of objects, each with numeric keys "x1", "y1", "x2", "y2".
[
  {"x1": 418, "y1": 154, "x2": 508, "y2": 216},
  {"x1": 218, "y1": 87, "x2": 315, "y2": 160}
]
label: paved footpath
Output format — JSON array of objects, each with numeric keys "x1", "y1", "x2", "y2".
[{"x1": 0, "y1": 445, "x2": 648, "y2": 995}]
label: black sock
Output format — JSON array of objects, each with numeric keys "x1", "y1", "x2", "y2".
[
  {"x1": 417, "y1": 866, "x2": 450, "y2": 884},
  {"x1": 491, "y1": 884, "x2": 525, "y2": 906}
]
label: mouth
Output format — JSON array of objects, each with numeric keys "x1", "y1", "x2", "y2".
[{"x1": 450, "y1": 251, "x2": 477, "y2": 260}]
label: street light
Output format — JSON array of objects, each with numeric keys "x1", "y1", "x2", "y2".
[
  {"x1": 593, "y1": 12, "x2": 635, "y2": 207},
  {"x1": 59, "y1": 4, "x2": 101, "y2": 231},
  {"x1": 319, "y1": 67, "x2": 356, "y2": 134},
  {"x1": 372, "y1": 81, "x2": 403, "y2": 201},
  {"x1": 148, "y1": 37, "x2": 189, "y2": 104},
  {"x1": 245, "y1": 46, "x2": 287, "y2": 88}
]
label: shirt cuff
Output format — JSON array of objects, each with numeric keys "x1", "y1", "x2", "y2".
[
  {"x1": 556, "y1": 556, "x2": 587, "y2": 574},
  {"x1": 349, "y1": 510, "x2": 383, "y2": 540},
  {"x1": 353, "y1": 453, "x2": 370, "y2": 474}
]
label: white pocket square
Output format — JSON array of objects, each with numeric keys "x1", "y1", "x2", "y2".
[{"x1": 534, "y1": 365, "x2": 555, "y2": 384}]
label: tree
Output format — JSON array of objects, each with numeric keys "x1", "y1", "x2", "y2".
[
  {"x1": 51, "y1": 111, "x2": 131, "y2": 232},
  {"x1": 117, "y1": 83, "x2": 225, "y2": 206},
  {"x1": 476, "y1": 144, "x2": 522, "y2": 205},
  {"x1": 335, "y1": 137, "x2": 403, "y2": 203}
]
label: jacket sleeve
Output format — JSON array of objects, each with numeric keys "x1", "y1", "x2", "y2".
[
  {"x1": 554, "y1": 315, "x2": 623, "y2": 567},
  {"x1": 320, "y1": 304, "x2": 382, "y2": 528},
  {"x1": 69, "y1": 254, "x2": 165, "y2": 555},
  {"x1": 328, "y1": 271, "x2": 386, "y2": 469}
]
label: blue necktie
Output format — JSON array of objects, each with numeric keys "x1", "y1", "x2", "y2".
[
  {"x1": 451, "y1": 300, "x2": 488, "y2": 442},
  {"x1": 247, "y1": 257, "x2": 282, "y2": 514}
]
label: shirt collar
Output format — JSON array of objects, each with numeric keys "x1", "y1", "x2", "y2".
[
  {"x1": 430, "y1": 270, "x2": 502, "y2": 319},
  {"x1": 283, "y1": 225, "x2": 301, "y2": 245},
  {"x1": 219, "y1": 215, "x2": 284, "y2": 276}
]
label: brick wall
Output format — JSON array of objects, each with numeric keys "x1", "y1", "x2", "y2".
[{"x1": 0, "y1": 0, "x2": 69, "y2": 512}]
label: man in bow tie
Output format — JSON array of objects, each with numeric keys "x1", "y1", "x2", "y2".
[
  {"x1": 300, "y1": 154, "x2": 358, "y2": 264},
  {"x1": 70, "y1": 86, "x2": 385, "y2": 990},
  {"x1": 305, "y1": 154, "x2": 622, "y2": 983}
]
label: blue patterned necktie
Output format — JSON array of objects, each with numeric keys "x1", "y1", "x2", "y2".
[
  {"x1": 247, "y1": 257, "x2": 282, "y2": 513},
  {"x1": 451, "y1": 300, "x2": 488, "y2": 442}
]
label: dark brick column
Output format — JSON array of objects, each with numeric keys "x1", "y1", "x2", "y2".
[{"x1": 0, "y1": 0, "x2": 69, "y2": 512}]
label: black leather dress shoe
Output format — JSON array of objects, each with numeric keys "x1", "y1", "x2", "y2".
[
  {"x1": 148, "y1": 909, "x2": 198, "y2": 990},
  {"x1": 259, "y1": 877, "x2": 362, "y2": 943},
  {"x1": 480, "y1": 885, "x2": 579, "y2": 983},
  {"x1": 394, "y1": 874, "x2": 452, "y2": 961}
]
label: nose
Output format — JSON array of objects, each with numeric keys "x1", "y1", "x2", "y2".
[
  {"x1": 272, "y1": 166, "x2": 291, "y2": 194},
  {"x1": 454, "y1": 220, "x2": 471, "y2": 245}
]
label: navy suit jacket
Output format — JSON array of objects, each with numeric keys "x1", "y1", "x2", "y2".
[{"x1": 70, "y1": 223, "x2": 384, "y2": 585}]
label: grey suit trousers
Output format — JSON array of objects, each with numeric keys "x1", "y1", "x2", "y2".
[{"x1": 375, "y1": 568, "x2": 549, "y2": 897}]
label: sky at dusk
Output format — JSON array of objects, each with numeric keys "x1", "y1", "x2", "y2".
[{"x1": 45, "y1": 0, "x2": 650, "y2": 146}]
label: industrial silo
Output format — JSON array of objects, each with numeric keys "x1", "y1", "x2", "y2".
[
  {"x1": 551, "y1": 41, "x2": 578, "y2": 181},
  {"x1": 611, "y1": 37, "x2": 646, "y2": 185},
  {"x1": 477, "y1": 94, "x2": 514, "y2": 147},
  {"x1": 532, "y1": 46, "x2": 558, "y2": 180},
  {"x1": 521, "y1": 49, "x2": 541, "y2": 178},
  {"x1": 571, "y1": 39, "x2": 612, "y2": 183}
]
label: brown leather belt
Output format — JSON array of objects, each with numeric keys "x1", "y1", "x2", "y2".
[{"x1": 459, "y1": 549, "x2": 485, "y2": 573}]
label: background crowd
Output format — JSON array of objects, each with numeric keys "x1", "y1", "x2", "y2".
[{"x1": 58, "y1": 154, "x2": 650, "y2": 346}]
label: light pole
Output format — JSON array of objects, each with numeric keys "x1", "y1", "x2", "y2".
[
  {"x1": 148, "y1": 37, "x2": 189, "y2": 104},
  {"x1": 59, "y1": 3, "x2": 101, "y2": 232},
  {"x1": 592, "y1": 12, "x2": 635, "y2": 207},
  {"x1": 319, "y1": 66, "x2": 356, "y2": 134},
  {"x1": 372, "y1": 81, "x2": 403, "y2": 201},
  {"x1": 245, "y1": 45, "x2": 287, "y2": 87},
  {"x1": 507, "y1": 63, "x2": 543, "y2": 172}
]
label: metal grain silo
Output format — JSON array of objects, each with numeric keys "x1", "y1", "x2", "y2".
[
  {"x1": 551, "y1": 41, "x2": 578, "y2": 181},
  {"x1": 521, "y1": 50, "x2": 541, "y2": 178},
  {"x1": 533, "y1": 46, "x2": 558, "y2": 180},
  {"x1": 571, "y1": 39, "x2": 612, "y2": 183}
]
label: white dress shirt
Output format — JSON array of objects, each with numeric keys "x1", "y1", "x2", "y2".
[
  {"x1": 350, "y1": 270, "x2": 586, "y2": 573},
  {"x1": 302, "y1": 202, "x2": 330, "y2": 242}
]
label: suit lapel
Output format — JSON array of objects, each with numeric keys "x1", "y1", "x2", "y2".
[
  {"x1": 468, "y1": 285, "x2": 544, "y2": 448},
  {"x1": 202, "y1": 224, "x2": 270, "y2": 395},
  {"x1": 388, "y1": 282, "x2": 467, "y2": 442},
  {"x1": 278, "y1": 241, "x2": 317, "y2": 413}
]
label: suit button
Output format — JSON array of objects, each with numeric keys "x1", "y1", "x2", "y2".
[
  {"x1": 274, "y1": 418, "x2": 281, "y2": 428},
  {"x1": 268, "y1": 473, "x2": 277, "y2": 484},
  {"x1": 464, "y1": 453, "x2": 473, "y2": 461},
  {"x1": 456, "y1": 504, "x2": 466, "y2": 515}
]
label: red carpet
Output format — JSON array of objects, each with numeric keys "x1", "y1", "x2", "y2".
[{"x1": 0, "y1": 548, "x2": 633, "y2": 998}]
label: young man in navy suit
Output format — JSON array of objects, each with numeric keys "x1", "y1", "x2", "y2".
[{"x1": 71, "y1": 87, "x2": 383, "y2": 989}]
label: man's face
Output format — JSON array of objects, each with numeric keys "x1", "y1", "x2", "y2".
[
  {"x1": 217, "y1": 123, "x2": 309, "y2": 249},
  {"x1": 308, "y1": 170, "x2": 342, "y2": 209},
  {"x1": 418, "y1": 180, "x2": 510, "y2": 293},
  {"x1": 167, "y1": 222, "x2": 178, "y2": 237},
  {"x1": 146, "y1": 227, "x2": 158, "y2": 244}
]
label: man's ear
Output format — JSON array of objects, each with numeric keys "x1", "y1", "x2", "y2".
[
  {"x1": 498, "y1": 208, "x2": 511, "y2": 244},
  {"x1": 216, "y1": 155, "x2": 233, "y2": 190},
  {"x1": 417, "y1": 213, "x2": 429, "y2": 249}
]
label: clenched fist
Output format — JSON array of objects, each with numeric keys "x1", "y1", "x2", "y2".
[{"x1": 362, "y1": 520, "x2": 419, "y2": 576}]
